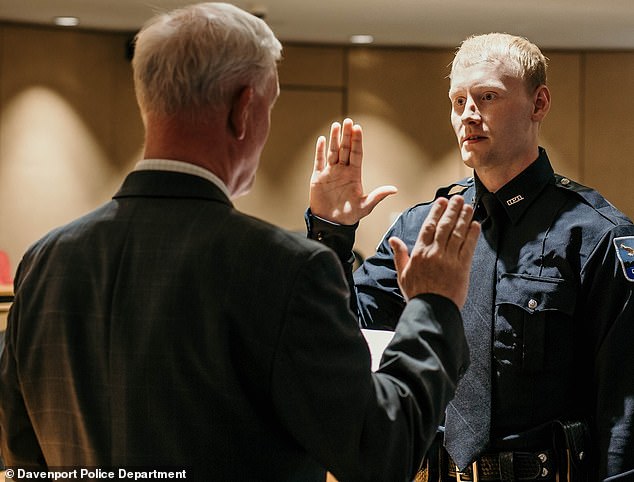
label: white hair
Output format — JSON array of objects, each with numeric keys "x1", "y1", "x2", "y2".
[{"x1": 132, "y1": 2, "x2": 282, "y2": 116}]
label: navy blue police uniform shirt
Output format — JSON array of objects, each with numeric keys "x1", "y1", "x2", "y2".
[{"x1": 306, "y1": 148, "x2": 634, "y2": 479}]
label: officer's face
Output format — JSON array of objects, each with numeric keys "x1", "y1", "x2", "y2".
[{"x1": 449, "y1": 60, "x2": 537, "y2": 176}]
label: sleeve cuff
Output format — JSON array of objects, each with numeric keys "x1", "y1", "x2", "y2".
[{"x1": 304, "y1": 208, "x2": 358, "y2": 263}]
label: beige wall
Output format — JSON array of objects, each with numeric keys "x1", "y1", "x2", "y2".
[
  {"x1": 233, "y1": 45, "x2": 346, "y2": 234},
  {"x1": 583, "y1": 52, "x2": 634, "y2": 211},
  {"x1": 0, "y1": 24, "x2": 143, "y2": 275},
  {"x1": 1, "y1": 24, "x2": 633, "y2": 274}
]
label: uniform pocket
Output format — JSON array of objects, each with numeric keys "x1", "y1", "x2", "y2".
[
  {"x1": 496, "y1": 274, "x2": 576, "y2": 373},
  {"x1": 497, "y1": 273, "x2": 576, "y2": 316}
]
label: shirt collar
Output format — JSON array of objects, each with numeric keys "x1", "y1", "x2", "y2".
[
  {"x1": 134, "y1": 159, "x2": 231, "y2": 200},
  {"x1": 474, "y1": 147, "x2": 555, "y2": 225}
]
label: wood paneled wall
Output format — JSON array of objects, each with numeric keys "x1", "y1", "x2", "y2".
[
  {"x1": 0, "y1": 25, "x2": 143, "y2": 272},
  {"x1": 1, "y1": 24, "x2": 633, "y2": 271}
]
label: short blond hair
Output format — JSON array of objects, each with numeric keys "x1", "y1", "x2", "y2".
[{"x1": 450, "y1": 33, "x2": 548, "y2": 92}]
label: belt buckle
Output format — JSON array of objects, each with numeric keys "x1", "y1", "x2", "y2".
[{"x1": 455, "y1": 462, "x2": 479, "y2": 482}]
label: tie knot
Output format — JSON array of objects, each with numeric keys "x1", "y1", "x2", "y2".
[{"x1": 478, "y1": 192, "x2": 502, "y2": 224}]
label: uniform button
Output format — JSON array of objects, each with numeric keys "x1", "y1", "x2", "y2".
[
  {"x1": 528, "y1": 299, "x2": 538, "y2": 310},
  {"x1": 316, "y1": 232, "x2": 324, "y2": 241},
  {"x1": 560, "y1": 178, "x2": 571, "y2": 186}
]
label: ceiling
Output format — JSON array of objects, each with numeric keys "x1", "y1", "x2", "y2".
[{"x1": 1, "y1": 0, "x2": 634, "y2": 50}]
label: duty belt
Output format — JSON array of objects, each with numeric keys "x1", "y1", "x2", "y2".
[
  {"x1": 415, "y1": 420, "x2": 591, "y2": 482},
  {"x1": 449, "y1": 450, "x2": 554, "y2": 481},
  {"x1": 416, "y1": 449, "x2": 555, "y2": 482}
]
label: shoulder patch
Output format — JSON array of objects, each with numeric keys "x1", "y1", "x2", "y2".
[{"x1": 614, "y1": 236, "x2": 634, "y2": 282}]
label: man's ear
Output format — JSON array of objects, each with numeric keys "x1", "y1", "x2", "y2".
[
  {"x1": 229, "y1": 86, "x2": 254, "y2": 141},
  {"x1": 532, "y1": 85, "x2": 551, "y2": 121}
]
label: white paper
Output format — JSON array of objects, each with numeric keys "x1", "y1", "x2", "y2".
[{"x1": 361, "y1": 329, "x2": 394, "y2": 371}]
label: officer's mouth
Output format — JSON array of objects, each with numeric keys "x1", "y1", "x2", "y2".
[{"x1": 462, "y1": 135, "x2": 488, "y2": 146}]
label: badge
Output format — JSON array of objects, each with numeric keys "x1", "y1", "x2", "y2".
[{"x1": 614, "y1": 236, "x2": 634, "y2": 282}]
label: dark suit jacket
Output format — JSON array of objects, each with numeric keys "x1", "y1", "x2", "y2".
[{"x1": 0, "y1": 170, "x2": 468, "y2": 481}]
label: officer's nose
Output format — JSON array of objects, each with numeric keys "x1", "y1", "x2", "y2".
[{"x1": 461, "y1": 97, "x2": 481, "y2": 125}]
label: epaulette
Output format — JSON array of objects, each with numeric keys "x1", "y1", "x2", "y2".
[
  {"x1": 554, "y1": 174, "x2": 627, "y2": 224},
  {"x1": 434, "y1": 177, "x2": 474, "y2": 200},
  {"x1": 554, "y1": 174, "x2": 609, "y2": 207},
  {"x1": 553, "y1": 174, "x2": 586, "y2": 192}
]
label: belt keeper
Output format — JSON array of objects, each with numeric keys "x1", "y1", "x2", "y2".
[{"x1": 455, "y1": 462, "x2": 479, "y2": 482}]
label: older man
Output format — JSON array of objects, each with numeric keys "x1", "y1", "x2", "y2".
[{"x1": 0, "y1": 3, "x2": 479, "y2": 481}]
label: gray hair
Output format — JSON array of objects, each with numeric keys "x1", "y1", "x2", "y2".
[
  {"x1": 132, "y1": 2, "x2": 282, "y2": 116},
  {"x1": 450, "y1": 33, "x2": 548, "y2": 93}
]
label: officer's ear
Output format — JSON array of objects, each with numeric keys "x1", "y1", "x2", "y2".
[{"x1": 532, "y1": 85, "x2": 551, "y2": 122}]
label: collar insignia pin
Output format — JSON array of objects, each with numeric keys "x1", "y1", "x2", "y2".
[{"x1": 506, "y1": 195, "x2": 524, "y2": 206}]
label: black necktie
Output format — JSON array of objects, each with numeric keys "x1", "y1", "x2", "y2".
[{"x1": 444, "y1": 192, "x2": 501, "y2": 470}]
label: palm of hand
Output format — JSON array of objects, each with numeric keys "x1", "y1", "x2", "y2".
[{"x1": 309, "y1": 119, "x2": 396, "y2": 225}]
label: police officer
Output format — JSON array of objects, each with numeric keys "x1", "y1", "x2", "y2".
[{"x1": 307, "y1": 33, "x2": 634, "y2": 480}]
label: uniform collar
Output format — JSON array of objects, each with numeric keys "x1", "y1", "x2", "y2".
[{"x1": 474, "y1": 147, "x2": 554, "y2": 225}]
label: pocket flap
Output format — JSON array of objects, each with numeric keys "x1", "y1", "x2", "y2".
[{"x1": 497, "y1": 273, "x2": 576, "y2": 316}]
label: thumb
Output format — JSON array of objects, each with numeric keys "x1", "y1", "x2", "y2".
[
  {"x1": 389, "y1": 236, "x2": 409, "y2": 278},
  {"x1": 362, "y1": 185, "x2": 398, "y2": 215}
]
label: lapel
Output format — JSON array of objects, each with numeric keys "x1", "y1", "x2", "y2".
[{"x1": 113, "y1": 170, "x2": 232, "y2": 207}]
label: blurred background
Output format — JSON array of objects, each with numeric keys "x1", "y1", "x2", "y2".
[{"x1": 1, "y1": 0, "x2": 633, "y2": 281}]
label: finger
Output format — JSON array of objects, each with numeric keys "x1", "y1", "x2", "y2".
[
  {"x1": 446, "y1": 202, "x2": 474, "y2": 252},
  {"x1": 434, "y1": 196, "x2": 465, "y2": 248},
  {"x1": 389, "y1": 237, "x2": 410, "y2": 297},
  {"x1": 460, "y1": 220, "x2": 481, "y2": 262},
  {"x1": 327, "y1": 122, "x2": 341, "y2": 165},
  {"x1": 349, "y1": 123, "x2": 363, "y2": 167},
  {"x1": 314, "y1": 136, "x2": 326, "y2": 173},
  {"x1": 361, "y1": 185, "x2": 398, "y2": 215},
  {"x1": 418, "y1": 197, "x2": 449, "y2": 246},
  {"x1": 339, "y1": 118, "x2": 353, "y2": 165}
]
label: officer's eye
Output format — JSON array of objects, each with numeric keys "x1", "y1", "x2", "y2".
[
  {"x1": 453, "y1": 97, "x2": 466, "y2": 108},
  {"x1": 482, "y1": 92, "x2": 496, "y2": 101}
]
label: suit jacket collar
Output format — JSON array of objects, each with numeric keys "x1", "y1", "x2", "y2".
[{"x1": 113, "y1": 170, "x2": 232, "y2": 206}]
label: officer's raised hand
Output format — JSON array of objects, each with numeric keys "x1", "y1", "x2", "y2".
[
  {"x1": 310, "y1": 118, "x2": 397, "y2": 225},
  {"x1": 390, "y1": 196, "x2": 480, "y2": 309}
]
